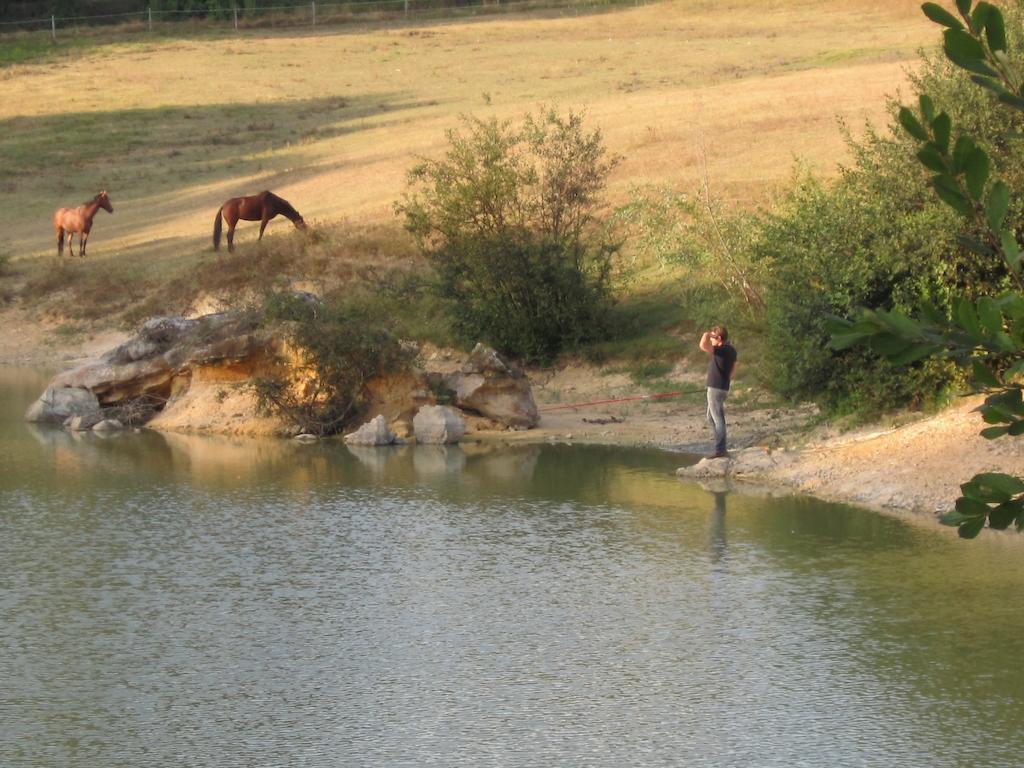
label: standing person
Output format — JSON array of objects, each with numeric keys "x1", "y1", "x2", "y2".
[{"x1": 699, "y1": 325, "x2": 737, "y2": 459}]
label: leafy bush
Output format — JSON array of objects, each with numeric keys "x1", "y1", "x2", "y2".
[
  {"x1": 831, "y1": 0, "x2": 1024, "y2": 537},
  {"x1": 756, "y1": 25, "x2": 1024, "y2": 415},
  {"x1": 251, "y1": 291, "x2": 413, "y2": 436},
  {"x1": 398, "y1": 108, "x2": 619, "y2": 363}
]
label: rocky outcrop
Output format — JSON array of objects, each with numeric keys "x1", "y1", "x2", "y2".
[
  {"x1": 25, "y1": 313, "x2": 540, "y2": 440},
  {"x1": 344, "y1": 415, "x2": 397, "y2": 446},
  {"x1": 24, "y1": 313, "x2": 286, "y2": 434},
  {"x1": 48, "y1": 314, "x2": 279, "y2": 406},
  {"x1": 440, "y1": 343, "x2": 539, "y2": 428},
  {"x1": 413, "y1": 405, "x2": 466, "y2": 444}
]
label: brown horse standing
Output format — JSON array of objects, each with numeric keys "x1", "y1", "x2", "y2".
[
  {"x1": 53, "y1": 191, "x2": 113, "y2": 258},
  {"x1": 212, "y1": 190, "x2": 307, "y2": 253}
]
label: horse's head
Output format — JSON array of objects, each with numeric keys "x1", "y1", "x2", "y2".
[
  {"x1": 97, "y1": 190, "x2": 113, "y2": 214},
  {"x1": 294, "y1": 217, "x2": 307, "y2": 230}
]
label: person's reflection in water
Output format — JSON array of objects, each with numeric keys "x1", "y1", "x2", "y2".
[{"x1": 708, "y1": 490, "x2": 728, "y2": 563}]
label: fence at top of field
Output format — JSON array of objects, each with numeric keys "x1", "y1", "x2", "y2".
[{"x1": 0, "y1": 0, "x2": 635, "y2": 37}]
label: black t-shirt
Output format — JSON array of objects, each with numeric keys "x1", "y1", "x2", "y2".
[{"x1": 706, "y1": 343, "x2": 737, "y2": 390}]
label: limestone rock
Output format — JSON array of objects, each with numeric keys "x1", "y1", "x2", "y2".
[
  {"x1": 441, "y1": 343, "x2": 539, "y2": 429},
  {"x1": 344, "y1": 415, "x2": 397, "y2": 446},
  {"x1": 50, "y1": 313, "x2": 278, "y2": 406},
  {"x1": 93, "y1": 418, "x2": 124, "y2": 432},
  {"x1": 675, "y1": 447, "x2": 799, "y2": 480},
  {"x1": 28, "y1": 312, "x2": 284, "y2": 433},
  {"x1": 25, "y1": 386, "x2": 101, "y2": 424},
  {"x1": 413, "y1": 405, "x2": 466, "y2": 444}
]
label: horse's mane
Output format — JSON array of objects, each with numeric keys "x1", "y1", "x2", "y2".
[
  {"x1": 82, "y1": 192, "x2": 106, "y2": 206},
  {"x1": 266, "y1": 191, "x2": 301, "y2": 219}
]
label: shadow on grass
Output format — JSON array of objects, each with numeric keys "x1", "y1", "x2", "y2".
[{"x1": 0, "y1": 92, "x2": 430, "y2": 198}]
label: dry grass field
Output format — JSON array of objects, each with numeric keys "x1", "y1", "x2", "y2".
[{"x1": 0, "y1": 0, "x2": 938, "y2": 329}]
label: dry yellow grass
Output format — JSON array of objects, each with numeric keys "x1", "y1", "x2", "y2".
[{"x1": 0, "y1": 0, "x2": 936, "y2": 263}]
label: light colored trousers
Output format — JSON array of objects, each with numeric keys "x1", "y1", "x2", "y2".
[{"x1": 706, "y1": 386, "x2": 729, "y2": 454}]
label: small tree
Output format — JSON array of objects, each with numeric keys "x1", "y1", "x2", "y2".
[
  {"x1": 830, "y1": 1, "x2": 1024, "y2": 537},
  {"x1": 251, "y1": 292, "x2": 413, "y2": 436},
  {"x1": 398, "y1": 108, "x2": 619, "y2": 363}
]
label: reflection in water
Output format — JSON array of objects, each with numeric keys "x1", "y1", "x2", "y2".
[
  {"x1": 709, "y1": 490, "x2": 728, "y2": 562},
  {"x1": 3, "y1": 369, "x2": 1024, "y2": 767}
]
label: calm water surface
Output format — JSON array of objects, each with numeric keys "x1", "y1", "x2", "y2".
[{"x1": 2, "y1": 367, "x2": 1023, "y2": 767}]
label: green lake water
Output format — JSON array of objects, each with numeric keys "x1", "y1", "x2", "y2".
[{"x1": 2, "y1": 366, "x2": 1023, "y2": 767}]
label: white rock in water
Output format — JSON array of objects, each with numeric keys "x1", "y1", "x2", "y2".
[
  {"x1": 413, "y1": 405, "x2": 466, "y2": 444},
  {"x1": 344, "y1": 415, "x2": 396, "y2": 446},
  {"x1": 25, "y1": 386, "x2": 101, "y2": 424}
]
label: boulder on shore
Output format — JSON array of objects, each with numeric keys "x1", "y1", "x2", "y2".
[
  {"x1": 344, "y1": 415, "x2": 397, "y2": 446},
  {"x1": 413, "y1": 405, "x2": 466, "y2": 444},
  {"x1": 25, "y1": 386, "x2": 101, "y2": 424},
  {"x1": 441, "y1": 344, "x2": 539, "y2": 429}
]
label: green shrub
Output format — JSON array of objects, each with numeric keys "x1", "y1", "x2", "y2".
[
  {"x1": 756, "y1": 28, "x2": 1024, "y2": 415},
  {"x1": 251, "y1": 291, "x2": 413, "y2": 436},
  {"x1": 398, "y1": 107, "x2": 619, "y2": 364}
]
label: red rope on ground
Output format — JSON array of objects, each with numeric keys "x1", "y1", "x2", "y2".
[{"x1": 537, "y1": 390, "x2": 693, "y2": 413}]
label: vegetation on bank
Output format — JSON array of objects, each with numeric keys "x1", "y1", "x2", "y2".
[
  {"x1": 830, "y1": 0, "x2": 1024, "y2": 537},
  {"x1": 251, "y1": 290, "x2": 413, "y2": 435}
]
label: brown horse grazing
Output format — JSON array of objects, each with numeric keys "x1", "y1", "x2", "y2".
[
  {"x1": 53, "y1": 191, "x2": 113, "y2": 258},
  {"x1": 212, "y1": 190, "x2": 307, "y2": 253}
]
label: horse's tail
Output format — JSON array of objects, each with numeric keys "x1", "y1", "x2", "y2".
[{"x1": 213, "y1": 206, "x2": 223, "y2": 251}]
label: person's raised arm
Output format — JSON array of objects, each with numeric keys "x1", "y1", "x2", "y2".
[{"x1": 699, "y1": 330, "x2": 715, "y2": 354}]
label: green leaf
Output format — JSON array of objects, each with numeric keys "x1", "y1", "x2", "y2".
[
  {"x1": 869, "y1": 334, "x2": 913, "y2": 357},
  {"x1": 931, "y1": 112, "x2": 952, "y2": 153},
  {"x1": 998, "y1": 92, "x2": 1024, "y2": 111},
  {"x1": 919, "y1": 299, "x2": 946, "y2": 325},
  {"x1": 952, "y1": 135, "x2": 976, "y2": 172},
  {"x1": 970, "y1": 74, "x2": 1010, "y2": 96},
  {"x1": 956, "y1": 494, "x2": 992, "y2": 514},
  {"x1": 981, "y1": 425, "x2": 1010, "y2": 439},
  {"x1": 877, "y1": 309, "x2": 922, "y2": 338},
  {"x1": 923, "y1": 2, "x2": 965, "y2": 29},
  {"x1": 955, "y1": 297, "x2": 982, "y2": 339},
  {"x1": 899, "y1": 107, "x2": 929, "y2": 141},
  {"x1": 919, "y1": 94, "x2": 936, "y2": 123},
  {"x1": 958, "y1": 516, "x2": 987, "y2": 538},
  {"x1": 986, "y1": 181, "x2": 1010, "y2": 230},
  {"x1": 970, "y1": 2, "x2": 991, "y2": 33},
  {"x1": 964, "y1": 147, "x2": 990, "y2": 199},
  {"x1": 1007, "y1": 419, "x2": 1024, "y2": 435},
  {"x1": 1000, "y1": 230, "x2": 1022, "y2": 272},
  {"x1": 890, "y1": 343, "x2": 941, "y2": 364},
  {"x1": 983, "y1": 4, "x2": 1007, "y2": 51},
  {"x1": 918, "y1": 146, "x2": 947, "y2": 173},
  {"x1": 985, "y1": 387, "x2": 1024, "y2": 411},
  {"x1": 972, "y1": 357, "x2": 1000, "y2": 387},
  {"x1": 987, "y1": 501, "x2": 1020, "y2": 530},
  {"x1": 939, "y1": 509, "x2": 975, "y2": 526},
  {"x1": 972, "y1": 472, "x2": 1024, "y2": 496},
  {"x1": 955, "y1": 0, "x2": 971, "y2": 14},
  {"x1": 944, "y1": 27, "x2": 987, "y2": 60},
  {"x1": 957, "y1": 235, "x2": 995, "y2": 258},
  {"x1": 977, "y1": 296, "x2": 1003, "y2": 336},
  {"x1": 933, "y1": 175, "x2": 973, "y2": 215}
]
